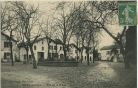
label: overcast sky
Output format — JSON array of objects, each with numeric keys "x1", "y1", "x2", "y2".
[{"x1": 24, "y1": 1, "x2": 124, "y2": 48}]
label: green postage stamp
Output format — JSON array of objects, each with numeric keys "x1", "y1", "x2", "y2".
[{"x1": 118, "y1": 1, "x2": 137, "y2": 26}]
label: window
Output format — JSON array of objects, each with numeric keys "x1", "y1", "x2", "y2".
[
  {"x1": 42, "y1": 40, "x2": 44, "y2": 44},
  {"x1": 42, "y1": 47, "x2": 44, "y2": 51},
  {"x1": 34, "y1": 45, "x2": 36, "y2": 50},
  {"x1": 29, "y1": 55, "x2": 32, "y2": 59},
  {"x1": 90, "y1": 51, "x2": 93, "y2": 54},
  {"x1": 75, "y1": 50, "x2": 77, "y2": 53},
  {"x1": 106, "y1": 51, "x2": 110, "y2": 54},
  {"x1": 90, "y1": 56, "x2": 92, "y2": 61},
  {"x1": 68, "y1": 48, "x2": 71, "y2": 52},
  {"x1": 85, "y1": 56, "x2": 87, "y2": 60},
  {"x1": 60, "y1": 46, "x2": 62, "y2": 50},
  {"x1": 81, "y1": 56, "x2": 83, "y2": 59},
  {"x1": 4, "y1": 42, "x2": 11, "y2": 48},
  {"x1": 54, "y1": 46, "x2": 57, "y2": 50},
  {"x1": 49, "y1": 45, "x2": 53, "y2": 50}
]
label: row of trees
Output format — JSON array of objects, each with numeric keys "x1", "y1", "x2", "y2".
[
  {"x1": 1, "y1": 1, "x2": 136, "y2": 69},
  {"x1": 53, "y1": 1, "x2": 119, "y2": 66}
]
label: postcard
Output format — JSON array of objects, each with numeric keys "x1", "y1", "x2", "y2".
[{"x1": 1, "y1": 0, "x2": 137, "y2": 88}]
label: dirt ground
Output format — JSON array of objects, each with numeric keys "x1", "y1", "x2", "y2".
[{"x1": 1, "y1": 61, "x2": 137, "y2": 88}]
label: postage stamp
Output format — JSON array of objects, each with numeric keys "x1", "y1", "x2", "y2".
[{"x1": 118, "y1": 1, "x2": 137, "y2": 25}]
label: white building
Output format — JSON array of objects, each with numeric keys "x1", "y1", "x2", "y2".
[
  {"x1": 18, "y1": 37, "x2": 65, "y2": 62},
  {"x1": 19, "y1": 37, "x2": 49, "y2": 62},
  {"x1": 81, "y1": 48, "x2": 93, "y2": 61},
  {"x1": 67, "y1": 44, "x2": 78, "y2": 60},
  {"x1": 1, "y1": 32, "x2": 19, "y2": 62},
  {"x1": 48, "y1": 39, "x2": 64, "y2": 61},
  {"x1": 67, "y1": 44, "x2": 93, "y2": 61},
  {"x1": 1, "y1": 33, "x2": 94, "y2": 63},
  {"x1": 100, "y1": 45, "x2": 121, "y2": 62}
]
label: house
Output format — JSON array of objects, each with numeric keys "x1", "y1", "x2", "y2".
[
  {"x1": 67, "y1": 44, "x2": 93, "y2": 62},
  {"x1": 13, "y1": 35, "x2": 94, "y2": 63},
  {"x1": 1, "y1": 32, "x2": 19, "y2": 62},
  {"x1": 81, "y1": 47, "x2": 93, "y2": 61},
  {"x1": 48, "y1": 38, "x2": 64, "y2": 61},
  {"x1": 100, "y1": 45, "x2": 122, "y2": 62},
  {"x1": 18, "y1": 37, "x2": 49, "y2": 63},
  {"x1": 66, "y1": 44, "x2": 80, "y2": 61},
  {"x1": 18, "y1": 37, "x2": 65, "y2": 62}
]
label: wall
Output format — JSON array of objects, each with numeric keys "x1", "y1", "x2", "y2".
[
  {"x1": 1, "y1": 34, "x2": 19, "y2": 62},
  {"x1": 33, "y1": 39, "x2": 48, "y2": 61}
]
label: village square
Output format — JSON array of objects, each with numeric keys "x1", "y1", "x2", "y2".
[{"x1": 1, "y1": 1, "x2": 137, "y2": 88}]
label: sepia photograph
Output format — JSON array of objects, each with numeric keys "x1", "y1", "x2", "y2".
[{"x1": 1, "y1": 0, "x2": 137, "y2": 88}]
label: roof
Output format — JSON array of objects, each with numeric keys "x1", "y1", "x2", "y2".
[
  {"x1": 1, "y1": 32, "x2": 17, "y2": 42},
  {"x1": 100, "y1": 45, "x2": 120, "y2": 50},
  {"x1": 34, "y1": 36, "x2": 47, "y2": 43},
  {"x1": 17, "y1": 36, "x2": 63, "y2": 48},
  {"x1": 35, "y1": 36, "x2": 63, "y2": 45},
  {"x1": 53, "y1": 39, "x2": 63, "y2": 45},
  {"x1": 68, "y1": 43, "x2": 82, "y2": 51}
]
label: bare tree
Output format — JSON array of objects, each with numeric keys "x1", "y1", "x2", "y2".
[
  {"x1": 73, "y1": 2, "x2": 100, "y2": 65},
  {"x1": 1, "y1": 2, "x2": 12, "y2": 31},
  {"x1": 41, "y1": 17, "x2": 56, "y2": 60},
  {"x1": 12, "y1": 1, "x2": 42, "y2": 69},
  {"x1": 54, "y1": 3, "x2": 79, "y2": 61},
  {"x1": 83, "y1": 22, "x2": 98, "y2": 65},
  {"x1": 1, "y1": 2, "x2": 19, "y2": 66},
  {"x1": 75, "y1": 1, "x2": 129, "y2": 67}
]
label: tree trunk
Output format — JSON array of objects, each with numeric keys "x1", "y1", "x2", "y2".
[
  {"x1": 29, "y1": 46, "x2": 37, "y2": 69},
  {"x1": 63, "y1": 45, "x2": 67, "y2": 61},
  {"x1": 76, "y1": 39, "x2": 79, "y2": 62},
  {"x1": 93, "y1": 54, "x2": 95, "y2": 63},
  {"x1": 10, "y1": 42, "x2": 14, "y2": 66},
  {"x1": 47, "y1": 39, "x2": 51, "y2": 60},
  {"x1": 103, "y1": 26, "x2": 133, "y2": 69},
  {"x1": 93, "y1": 47, "x2": 96, "y2": 63},
  {"x1": 76, "y1": 50, "x2": 79, "y2": 62},
  {"x1": 19, "y1": 48, "x2": 21, "y2": 62},
  {"x1": 26, "y1": 48, "x2": 29, "y2": 64},
  {"x1": 86, "y1": 50, "x2": 90, "y2": 66},
  {"x1": 47, "y1": 43, "x2": 50, "y2": 60},
  {"x1": 25, "y1": 47, "x2": 29, "y2": 64},
  {"x1": 119, "y1": 42, "x2": 129, "y2": 68},
  {"x1": 80, "y1": 50, "x2": 83, "y2": 63},
  {"x1": 87, "y1": 53, "x2": 90, "y2": 66},
  {"x1": 125, "y1": 26, "x2": 137, "y2": 69},
  {"x1": 9, "y1": 30, "x2": 14, "y2": 66},
  {"x1": 56, "y1": 44, "x2": 58, "y2": 60},
  {"x1": 93, "y1": 49, "x2": 95, "y2": 63}
]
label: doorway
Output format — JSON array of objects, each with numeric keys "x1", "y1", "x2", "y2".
[{"x1": 37, "y1": 52, "x2": 44, "y2": 62}]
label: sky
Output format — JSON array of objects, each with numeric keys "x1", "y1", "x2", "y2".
[{"x1": 24, "y1": 1, "x2": 124, "y2": 48}]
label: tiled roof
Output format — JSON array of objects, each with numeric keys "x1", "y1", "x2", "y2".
[
  {"x1": 100, "y1": 45, "x2": 120, "y2": 50},
  {"x1": 1, "y1": 32, "x2": 17, "y2": 42},
  {"x1": 17, "y1": 36, "x2": 63, "y2": 48}
]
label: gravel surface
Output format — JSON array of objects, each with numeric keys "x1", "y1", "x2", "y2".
[{"x1": 1, "y1": 61, "x2": 137, "y2": 88}]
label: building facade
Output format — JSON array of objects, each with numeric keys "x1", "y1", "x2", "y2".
[
  {"x1": 1, "y1": 33, "x2": 19, "y2": 62},
  {"x1": 100, "y1": 45, "x2": 123, "y2": 62},
  {"x1": 1, "y1": 33, "x2": 94, "y2": 63},
  {"x1": 19, "y1": 37, "x2": 49, "y2": 62},
  {"x1": 48, "y1": 40, "x2": 64, "y2": 61}
]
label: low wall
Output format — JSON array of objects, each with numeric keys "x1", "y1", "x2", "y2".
[{"x1": 38, "y1": 61, "x2": 79, "y2": 67}]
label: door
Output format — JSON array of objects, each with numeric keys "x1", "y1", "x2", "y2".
[
  {"x1": 4, "y1": 52, "x2": 11, "y2": 62},
  {"x1": 37, "y1": 52, "x2": 44, "y2": 62},
  {"x1": 60, "y1": 54, "x2": 64, "y2": 61}
]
